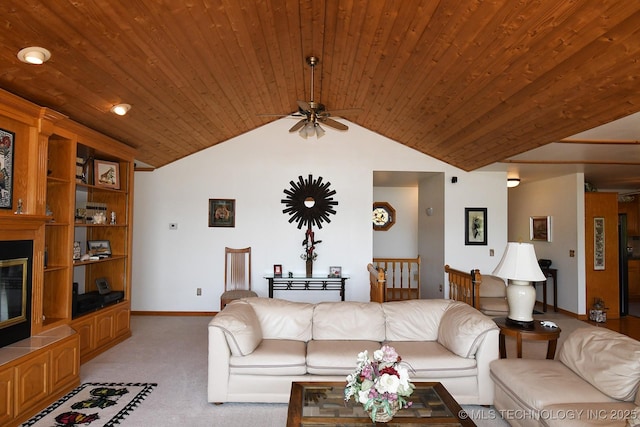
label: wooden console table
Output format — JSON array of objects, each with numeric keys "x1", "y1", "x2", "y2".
[
  {"x1": 534, "y1": 267, "x2": 557, "y2": 312},
  {"x1": 265, "y1": 275, "x2": 348, "y2": 301}
]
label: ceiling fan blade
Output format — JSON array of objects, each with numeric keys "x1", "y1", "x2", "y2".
[
  {"x1": 297, "y1": 100, "x2": 311, "y2": 112},
  {"x1": 319, "y1": 117, "x2": 348, "y2": 131},
  {"x1": 257, "y1": 113, "x2": 292, "y2": 117},
  {"x1": 289, "y1": 119, "x2": 307, "y2": 133}
]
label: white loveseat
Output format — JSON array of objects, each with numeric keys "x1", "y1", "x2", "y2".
[
  {"x1": 490, "y1": 327, "x2": 640, "y2": 427},
  {"x1": 208, "y1": 297, "x2": 499, "y2": 404}
]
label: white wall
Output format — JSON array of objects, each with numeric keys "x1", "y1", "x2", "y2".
[
  {"x1": 372, "y1": 187, "x2": 419, "y2": 258},
  {"x1": 131, "y1": 119, "x2": 508, "y2": 311},
  {"x1": 507, "y1": 173, "x2": 586, "y2": 315}
]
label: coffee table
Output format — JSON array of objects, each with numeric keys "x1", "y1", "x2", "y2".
[{"x1": 286, "y1": 381, "x2": 476, "y2": 426}]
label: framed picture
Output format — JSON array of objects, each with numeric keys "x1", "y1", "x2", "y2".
[
  {"x1": 95, "y1": 277, "x2": 112, "y2": 295},
  {"x1": 94, "y1": 159, "x2": 120, "y2": 189},
  {"x1": 87, "y1": 240, "x2": 112, "y2": 258},
  {"x1": 273, "y1": 264, "x2": 282, "y2": 277},
  {"x1": 209, "y1": 199, "x2": 235, "y2": 227},
  {"x1": 329, "y1": 266, "x2": 342, "y2": 278},
  {"x1": 465, "y1": 208, "x2": 487, "y2": 245},
  {"x1": 594, "y1": 217, "x2": 605, "y2": 270},
  {"x1": 0, "y1": 128, "x2": 15, "y2": 209},
  {"x1": 530, "y1": 216, "x2": 552, "y2": 242}
]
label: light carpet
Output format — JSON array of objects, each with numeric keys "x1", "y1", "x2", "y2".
[
  {"x1": 22, "y1": 383, "x2": 156, "y2": 427},
  {"x1": 77, "y1": 311, "x2": 593, "y2": 426}
]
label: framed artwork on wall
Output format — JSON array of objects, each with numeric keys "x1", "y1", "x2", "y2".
[
  {"x1": 465, "y1": 207, "x2": 487, "y2": 245},
  {"x1": 209, "y1": 199, "x2": 235, "y2": 227},
  {"x1": 594, "y1": 217, "x2": 605, "y2": 270},
  {"x1": 530, "y1": 216, "x2": 552, "y2": 242},
  {"x1": 0, "y1": 128, "x2": 15, "y2": 209}
]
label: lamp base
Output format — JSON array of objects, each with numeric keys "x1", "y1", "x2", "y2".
[{"x1": 506, "y1": 317, "x2": 535, "y2": 330}]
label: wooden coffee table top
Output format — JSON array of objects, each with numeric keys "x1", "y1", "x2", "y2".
[{"x1": 286, "y1": 381, "x2": 476, "y2": 426}]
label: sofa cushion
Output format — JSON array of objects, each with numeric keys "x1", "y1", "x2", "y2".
[
  {"x1": 437, "y1": 302, "x2": 498, "y2": 358},
  {"x1": 541, "y1": 402, "x2": 637, "y2": 427},
  {"x1": 386, "y1": 341, "x2": 477, "y2": 378},
  {"x1": 245, "y1": 297, "x2": 314, "y2": 341},
  {"x1": 491, "y1": 359, "x2": 616, "y2": 412},
  {"x1": 559, "y1": 327, "x2": 640, "y2": 401},
  {"x1": 312, "y1": 301, "x2": 385, "y2": 341},
  {"x1": 229, "y1": 339, "x2": 307, "y2": 375},
  {"x1": 383, "y1": 299, "x2": 451, "y2": 341},
  {"x1": 210, "y1": 300, "x2": 262, "y2": 356},
  {"x1": 306, "y1": 340, "x2": 381, "y2": 375}
]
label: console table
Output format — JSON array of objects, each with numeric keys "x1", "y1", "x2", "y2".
[
  {"x1": 265, "y1": 275, "x2": 349, "y2": 301},
  {"x1": 534, "y1": 268, "x2": 557, "y2": 312}
]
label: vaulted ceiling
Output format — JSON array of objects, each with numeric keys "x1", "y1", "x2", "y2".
[{"x1": 1, "y1": 1, "x2": 639, "y2": 171}]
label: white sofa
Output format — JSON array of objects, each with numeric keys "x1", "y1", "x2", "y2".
[
  {"x1": 208, "y1": 297, "x2": 499, "y2": 404},
  {"x1": 490, "y1": 327, "x2": 640, "y2": 427}
]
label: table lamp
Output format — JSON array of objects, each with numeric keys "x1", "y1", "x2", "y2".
[{"x1": 492, "y1": 242, "x2": 546, "y2": 329}]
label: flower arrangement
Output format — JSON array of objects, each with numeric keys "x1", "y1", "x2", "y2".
[{"x1": 344, "y1": 345, "x2": 414, "y2": 422}]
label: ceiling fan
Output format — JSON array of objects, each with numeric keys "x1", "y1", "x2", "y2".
[{"x1": 262, "y1": 56, "x2": 358, "y2": 138}]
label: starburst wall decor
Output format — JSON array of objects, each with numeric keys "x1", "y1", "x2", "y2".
[{"x1": 281, "y1": 174, "x2": 338, "y2": 229}]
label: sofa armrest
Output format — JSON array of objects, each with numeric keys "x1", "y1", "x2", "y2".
[
  {"x1": 474, "y1": 328, "x2": 499, "y2": 405},
  {"x1": 208, "y1": 320, "x2": 231, "y2": 403}
]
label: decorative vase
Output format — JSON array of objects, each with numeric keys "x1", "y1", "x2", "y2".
[
  {"x1": 365, "y1": 400, "x2": 399, "y2": 423},
  {"x1": 306, "y1": 259, "x2": 313, "y2": 277}
]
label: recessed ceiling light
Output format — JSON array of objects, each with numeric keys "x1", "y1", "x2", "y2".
[
  {"x1": 17, "y1": 47, "x2": 52, "y2": 65},
  {"x1": 110, "y1": 104, "x2": 131, "y2": 116}
]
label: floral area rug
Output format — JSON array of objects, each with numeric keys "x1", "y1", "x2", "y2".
[{"x1": 21, "y1": 382, "x2": 157, "y2": 427}]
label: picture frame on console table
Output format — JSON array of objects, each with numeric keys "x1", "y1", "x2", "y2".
[
  {"x1": 329, "y1": 266, "x2": 342, "y2": 278},
  {"x1": 0, "y1": 128, "x2": 15, "y2": 209},
  {"x1": 274, "y1": 264, "x2": 282, "y2": 277},
  {"x1": 465, "y1": 207, "x2": 487, "y2": 245}
]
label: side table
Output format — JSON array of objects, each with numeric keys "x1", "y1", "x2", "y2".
[{"x1": 494, "y1": 317, "x2": 561, "y2": 360}]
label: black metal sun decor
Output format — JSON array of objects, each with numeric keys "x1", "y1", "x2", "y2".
[{"x1": 281, "y1": 174, "x2": 338, "y2": 229}]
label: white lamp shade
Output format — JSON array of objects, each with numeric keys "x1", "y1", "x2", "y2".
[{"x1": 492, "y1": 242, "x2": 545, "y2": 282}]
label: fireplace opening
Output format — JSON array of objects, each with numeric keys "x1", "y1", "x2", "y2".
[{"x1": 0, "y1": 239, "x2": 32, "y2": 347}]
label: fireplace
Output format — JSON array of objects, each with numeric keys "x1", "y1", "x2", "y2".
[{"x1": 0, "y1": 239, "x2": 32, "y2": 347}]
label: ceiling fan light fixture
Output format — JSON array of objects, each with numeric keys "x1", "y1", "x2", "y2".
[
  {"x1": 110, "y1": 103, "x2": 131, "y2": 116},
  {"x1": 17, "y1": 46, "x2": 51, "y2": 64},
  {"x1": 315, "y1": 124, "x2": 325, "y2": 138},
  {"x1": 507, "y1": 178, "x2": 521, "y2": 188}
]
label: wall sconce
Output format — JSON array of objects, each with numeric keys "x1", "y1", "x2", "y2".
[
  {"x1": 110, "y1": 104, "x2": 132, "y2": 116},
  {"x1": 17, "y1": 47, "x2": 52, "y2": 65},
  {"x1": 507, "y1": 178, "x2": 521, "y2": 188}
]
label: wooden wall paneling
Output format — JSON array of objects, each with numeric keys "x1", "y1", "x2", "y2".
[{"x1": 585, "y1": 192, "x2": 620, "y2": 318}]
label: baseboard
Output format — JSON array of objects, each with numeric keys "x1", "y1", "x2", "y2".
[{"x1": 131, "y1": 311, "x2": 217, "y2": 316}]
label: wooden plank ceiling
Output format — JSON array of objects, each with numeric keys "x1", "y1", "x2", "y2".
[{"x1": 0, "y1": 1, "x2": 639, "y2": 170}]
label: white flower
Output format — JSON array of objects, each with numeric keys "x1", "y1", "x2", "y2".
[
  {"x1": 376, "y1": 373, "x2": 400, "y2": 394},
  {"x1": 358, "y1": 390, "x2": 370, "y2": 404},
  {"x1": 373, "y1": 349, "x2": 384, "y2": 361}
]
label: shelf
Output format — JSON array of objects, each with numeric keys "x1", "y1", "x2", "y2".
[
  {"x1": 75, "y1": 182, "x2": 127, "y2": 194},
  {"x1": 73, "y1": 255, "x2": 126, "y2": 267},
  {"x1": 43, "y1": 265, "x2": 67, "y2": 273},
  {"x1": 46, "y1": 176, "x2": 70, "y2": 184},
  {"x1": 73, "y1": 223, "x2": 127, "y2": 228}
]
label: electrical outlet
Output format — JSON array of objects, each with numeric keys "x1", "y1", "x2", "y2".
[
  {"x1": 169, "y1": 223, "x2": 178, "y2": 230},
  {"x1": 570, "y1": 250, "x2": 575, "y2": 257},
  {"x1": 196, "y1": 288, "x2": 202, "y2": 296},
  {"x1": 439, "y1": 284, "x2": 443, "y2": 292}
]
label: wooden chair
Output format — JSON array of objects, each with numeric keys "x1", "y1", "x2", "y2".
[
  {"x1": 220, "y1": 247, "x2": 257, "y2": 310},
  {"x1": 444, "y1": 265, "x2": 508, "y2": 316}
]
